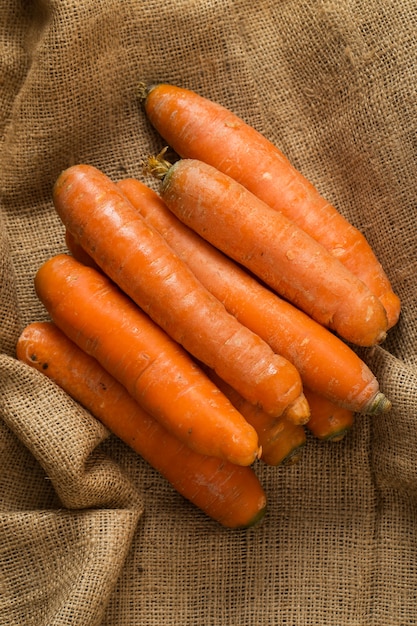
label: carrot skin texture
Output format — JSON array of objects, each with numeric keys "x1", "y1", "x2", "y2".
[
  {"x1": 16, "y1": 322, "x2": 266, "y2": 528},
  {"x1": 34, "y1": 254, "x2": 260, "y2": 466},
  {"x1": 142, "y1": 83, "x2": 400, "y2": 329},
  {"x1": 117, "y1": 177, "x2": 390, "y2": 415},
  {"x1": 204, "y1": 366, "x2": 306, "y2": 466},
  {"x1": 65, "y1": 229, "x2": 101, "y2": 270},
  {"x1": 150, "y1": 158, "x2": 388, "y2": 347},
  {"x1": 303, "y1": 387, "x2": 355, "y2": 441},
  {"x1": 52, "y1": 164, "x2": 304, "y2": 418},
  {"x1": 260, "y1": 421, "x2": 306, "y2": 466}
]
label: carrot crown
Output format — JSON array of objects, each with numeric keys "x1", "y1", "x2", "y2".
[
  {"x1": 136, "y1": 80, "x2": 155, "y2": 104},
  {"x1": 143, "y1": 147, "x2": 172, "y2": 180}
]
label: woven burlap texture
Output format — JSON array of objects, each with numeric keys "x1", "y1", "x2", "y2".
[{"x1": 1, "y1": 1, "x2": 416, "y2": 625}]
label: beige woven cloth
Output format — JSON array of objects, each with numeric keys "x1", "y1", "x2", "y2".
[{"x1": 1, "y1": 1, "x2": 416, "y2": 624}]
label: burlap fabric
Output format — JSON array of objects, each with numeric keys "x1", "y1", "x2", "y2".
[{"x1": 1, "y1": 1, "x2": 416, "y2": 624}]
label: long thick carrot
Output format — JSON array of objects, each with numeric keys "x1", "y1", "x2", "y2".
[
  {"x1": 117, "y1": 177, "x2": 391, "y2": 415},
  {"x1": 145, "y1": 155, "x2": 388, "y2": 348},
  {"x1": 140, "y1": 83, "x2": 400, "y2": 329},
  {"x1": 16, "y1": 322, "x2": 266, "y2": 528},
  {"x1": 34, "y1": 254, "x2": 260, "y2": 466},
  {"x1": 53, "y1": 164, "x2": 306, "y2": 420},
  {"x1": 303, "y1": 388, "x2": 355, "y2": 442},
  {"x1": 204, "y1": 366, "x2": 307, "y2": 467}
]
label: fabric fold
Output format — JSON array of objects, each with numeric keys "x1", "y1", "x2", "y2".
[{"x1": 0, "y1": 355, "x2": 143, "y2": 626}]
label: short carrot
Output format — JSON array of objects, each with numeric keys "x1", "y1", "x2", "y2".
[
  {"x1": 34, "y1": 253, "x2": 260, "y2": 466},
  {"x1": 52, "y1": 164, "x2": 306, "y2": 419},
  {"x1": 204, "y1": 366, "x2": 307, "y2": 467},
  {"x1": 303, "y1": 387, "x2": 355, "y2": 441},
  {"x1": 145, "y1": 154, "x2": 388, "y2": 348},
  {"x1": 117, "y1": 177, "x2": 391, "y2": 415},
  {"x1": 16, "y1": 321, "x2": 267, "y2": 528},
  {"x1": 140, "y1": 83, "x2": 400, "y2": 329}
]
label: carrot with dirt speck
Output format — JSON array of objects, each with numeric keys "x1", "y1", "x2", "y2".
[{"x1": 16, "y1": 321, "x2": 267, "y2": 528}]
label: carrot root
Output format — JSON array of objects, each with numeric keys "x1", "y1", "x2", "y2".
[
  {"x1": 304, "y1": 388, "x2": 355, "y2": 441},
  {"x1": 146, "y1": 155, "x2": 389, "y2": 348},
  {"x1": 16, "y1": 321, "x2": 267, "y2": 528}
]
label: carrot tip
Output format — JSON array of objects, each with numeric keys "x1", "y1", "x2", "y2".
[
  {"x1": 365, "y1": 391, "x2": 392, "y2": 415},
  {"x1": 281, "y1": 445, "x2": 305, "y2": 466},
  {"x1": 283, "y1": 393, "x2": 311, "y2": 426},
  {"x1": 376, "y1": 331, "x2": 387, "y2": 345},
  {"x1": 236, "y1": 504, "x2": 267, "y2": 529},
  {"x1": 318, "y1": 428, "x2": 351, "y2": 442},
  {"x1": 328, "y1": 430, "x2": 349, "y2": 442}
]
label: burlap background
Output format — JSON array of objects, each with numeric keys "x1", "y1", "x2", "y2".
[{"x1": 1, "y1": 1, "x2": 416, "y2": 624}]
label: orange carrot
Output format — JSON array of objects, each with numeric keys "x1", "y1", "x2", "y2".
[
  {"x1": 144, "y1": 154, "x2": 388, "y2": 348},
  {"x1": 204, "y1": 366, "x2": 307, "y2": 467},
  {"x1": 52, "y1": 164, "x2": 305, "y2": 420},
  {"x1": 303, "y1": 387, "x2": 355, "y2": 441},
  {"x1": 261, "y1": 423, "x2": 306, "y2": 466},
  {"x1": 34, "y1": 253, "x2": 261, "y2": 466},
  {"x1": 65, "y1": 229, "x2": 100, "y2": 270},
  {"x1": 140, "y1": 83, "x2": 400, "y2": 329},
  {"x1": 16, "y1": 321, "x2": 266, "y2": 528},
  {"x1": 117, "y1": 177, "x2": 391, "y2": 415}
]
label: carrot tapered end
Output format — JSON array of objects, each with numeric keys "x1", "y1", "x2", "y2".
[
  {"x1": 281, "y1": 445, "x2": 305, "y2": 466},
  {"x1": 365, "y1": 391, "x2": 392, "y2": 415},
  {"x1": 283, "y1": 393, "x2": 311, "y2": 425},
  {"x1": 237, "y1": 504, "x2": 267, "y2": 530}
]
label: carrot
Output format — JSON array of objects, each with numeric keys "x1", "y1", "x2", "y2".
[
  {"x1": 303, "y1": 387, "x2": 355, "y2": 442},
  {"x1": 65, "y1": 229, "x2": 100, "y2": 270},
  {"x1": 16, "y1": 321, "x2": 266, "y2": 528},
  {"x1": 52, "y1": 164, "x2": 306, "y2": 420},
  {"x1": 144, "y1": 154, "x2": 388, "y2": 348},
  {"x1": 117, "y1": 177, "x2": 391, "y2": 415},
  {"x1": 140, "y1": 83, "x2": 400, "y2": 329},
  {"x1": 203, "y1": 366, "x2": 307, "y2": 467},
  {"x1": 34, "y1": 253, "x2": 261, "y2": 466}
]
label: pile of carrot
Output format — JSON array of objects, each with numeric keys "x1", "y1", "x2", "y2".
[{"x1": 16, "y1": 83, "x2": 400, "y2": 528}]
